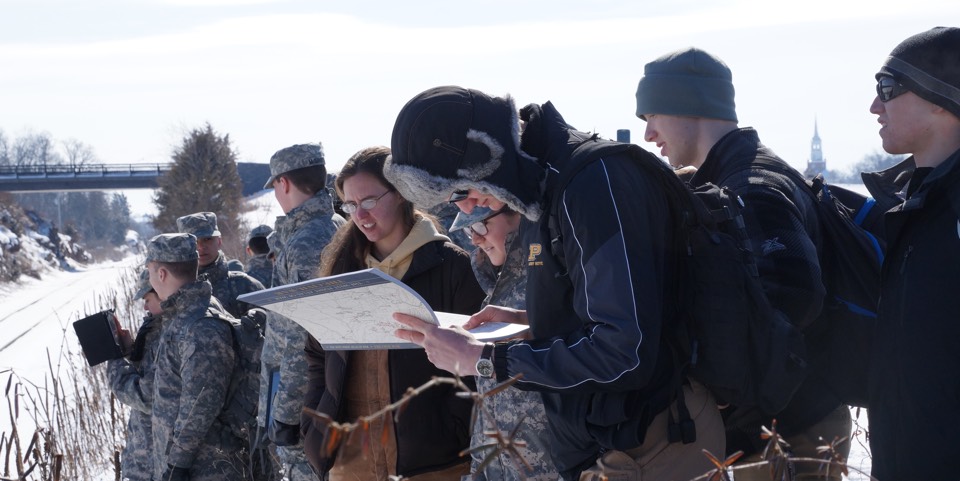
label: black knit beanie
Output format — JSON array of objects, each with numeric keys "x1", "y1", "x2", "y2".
[{"x1": 877, "y1": 27, "x2": 960, "y2": 119}]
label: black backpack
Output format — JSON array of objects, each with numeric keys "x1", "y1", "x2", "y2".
[
  {"x1": 744, "y1": 159, "x2": 884, "y2": 408},
  {"x1": 546, "y1": 136, "x2": 808, "y2": 418}
]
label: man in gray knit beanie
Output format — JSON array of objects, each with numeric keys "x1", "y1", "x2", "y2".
[
  {"x1": 635, "y1": 47, "x2": 851, "y2": 481},
  {"x1": 635, "y1": 47, "x2": 737, "y2": 124}
]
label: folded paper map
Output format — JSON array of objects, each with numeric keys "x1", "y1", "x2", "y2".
[{"x1": 238, "y1": 268, "x2": 528, "y2": 349}]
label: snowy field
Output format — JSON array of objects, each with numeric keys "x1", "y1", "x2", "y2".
[
  {"x1": 0, "y1": 187, "x2": 874, "y2": 479},
  {"x1": 243, "y1": 189, "x2": 285, "y2": 233},
  {"x1": 0, "y1": 258, "x2": 140, "y2": 444}
]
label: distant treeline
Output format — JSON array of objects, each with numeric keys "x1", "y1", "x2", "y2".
[
  {"x1": 823, "y1": 151, "x2": 908, "y2": 183},
  {"x1": 0, "y1": 128, "x2": 138, "y2": 251}
]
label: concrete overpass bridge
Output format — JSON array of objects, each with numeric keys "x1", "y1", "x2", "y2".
[{"x1": 0, "y1": 163, "x2": 171, "y2": 193}]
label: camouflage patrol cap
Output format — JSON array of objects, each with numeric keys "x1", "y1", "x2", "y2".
[
  {"x1": 133, "y1": 268, "x2": 154, "y2": 299},
  {"x1": 247, "y1": 224, "x2": 273, "y2": 243},
  {"x1": 264, "y1": 143, "x2": 326, "y2": 189},
  {"x1": 176, "y1": 212, "x2": 221, "y2": 238},
  {"x1": 146, "y1": 233, "x2": 198, "y2": 263}
]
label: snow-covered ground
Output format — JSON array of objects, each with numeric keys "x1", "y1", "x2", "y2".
[
  {"x1": 0, "y1": 258, "x2": 140, "y2": 439},
  {"x1": 243, "y1": 189, "x2": 285, "y2": 232}
]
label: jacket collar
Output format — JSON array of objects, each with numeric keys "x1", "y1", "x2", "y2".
[
  {"x1": 861, "y1": 156, "x2": 915, "y2": 211},
  {"x1": 691, "y1": 127, "x2": 762, "y2": 186},
  {"x1": 897, "y1": 147, "x2": 960, "y2": 212},
  {"x1": 279, "y1": 190, "x2": 338, "y2": 242},
  {"x1": 161, "y1": 280, "x2": 213, "y2": 319},
  {"x1": 199, "y1": 251, "x2": 228, "y2": 282}
]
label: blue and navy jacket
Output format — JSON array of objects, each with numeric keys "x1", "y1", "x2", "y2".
[{"x1": 490, "y1": 103, "x2": 682, "y2": 479}]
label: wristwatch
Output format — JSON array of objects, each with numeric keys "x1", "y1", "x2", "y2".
[{"x1": 475, "y1": 343, "x2": 495, "y2": 378}]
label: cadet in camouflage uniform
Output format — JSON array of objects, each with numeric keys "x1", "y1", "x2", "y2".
[
  {"x1": 449, "y1": 208, "x2": 559, "y2": 481},
  {"x1": 177, "y1": 212, "x2": 265, "y2": 318},
  {"x1": 107, "y1": 269, "x2": 164, "y2": 481},
  {"x1": 244, "y1": 224, "x2": 274, "y2": 287},
  {"x1": 260, "y1": 143, "x2": 345, "y2": 480},
  {"x1": 146, "y1": 233, "x2": 249, "y2": 481}
]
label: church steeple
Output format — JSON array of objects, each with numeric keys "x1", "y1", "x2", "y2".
[{"x1": 804, "y1": 118, "x2": 827, "y2": 179}]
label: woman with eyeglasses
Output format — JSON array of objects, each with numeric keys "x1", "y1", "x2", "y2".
[
  {"x1": 448, "y1": 207, "x2": 560, "y2": 481},
  {"x1": 300, "y1": 146, "x2": 485, "y2": 481}
]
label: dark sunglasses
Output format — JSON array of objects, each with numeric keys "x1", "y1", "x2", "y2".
[
  {"x1": 876, "y1": 76, "x2": 909, "y2": 103},
  {"x1": 448, "y1": 190, "x2": 469, "y2": 203}
]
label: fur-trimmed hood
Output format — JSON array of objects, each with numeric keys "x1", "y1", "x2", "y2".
[{"x1": 385, "y1": 86, "x2": 545, "y2": 221}]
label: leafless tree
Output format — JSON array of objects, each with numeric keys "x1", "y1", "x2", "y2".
[
  {"x1": 11, "y1": 130, "x2": 63, "y2": 167},
  {"x1": 62, "y1": 138, "x2": 98, "y2": 167}
]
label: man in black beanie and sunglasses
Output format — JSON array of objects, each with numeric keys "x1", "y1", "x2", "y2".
[{"x1": 867, "y1": 26, "x2": 960, "y2": 481}]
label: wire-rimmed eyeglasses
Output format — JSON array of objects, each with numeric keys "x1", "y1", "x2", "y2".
[{"x1": 341, "y1": 190, "x2": 393, "y2": 214}]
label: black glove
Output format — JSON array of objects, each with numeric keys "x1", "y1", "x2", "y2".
[
  {"x1": 270, "y1": 419, "x2": 301, "y2": 446},
  {"x1": 160, "y1": 464, "x2": 190, "y2": 481}
]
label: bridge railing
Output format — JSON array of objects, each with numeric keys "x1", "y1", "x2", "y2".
[{"x1": 0, "y1": 163, "x2": 171, "y2": 178}]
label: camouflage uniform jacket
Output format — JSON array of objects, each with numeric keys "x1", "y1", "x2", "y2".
[
  {"x1": 260, "y1": 190, "x2": 345, "y2": 432},
  {"x1": 200, "y1": 251, "x2": 265, "y2": 318},
  {"x1": 244, "y1": 253, "x2": 273, "y2": 288},
  {"x1": 151, "y1": 280, "x2": 243, "y2": 478},
  {"x1": 467, "y1": 220, "x2": 559, "y2": 481},
  {"x1": 108, "y1": 313, "x2": 163, "y2": 481}
]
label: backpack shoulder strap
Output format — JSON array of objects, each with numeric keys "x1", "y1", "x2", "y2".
[{"x1": 546, "y1": 136, "x2": 634, "y2": 262}]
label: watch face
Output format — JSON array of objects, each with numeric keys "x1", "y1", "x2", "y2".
[{"x1": 476, "y1": 359, "x2": 495, "y2": 378}]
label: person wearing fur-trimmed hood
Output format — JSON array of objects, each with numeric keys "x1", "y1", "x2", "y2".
[{"x1": 387, "y1": 86, "x2": 724, "y2": 481}]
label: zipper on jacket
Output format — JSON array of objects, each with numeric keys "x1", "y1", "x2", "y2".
[{"x1": 898, "y1": 245, "x2": 914, "y2": 275}]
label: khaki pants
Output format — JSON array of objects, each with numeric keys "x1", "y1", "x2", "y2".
[
  {"x1": 732, "y1": 405, "x2": 852, "y2": 481},
  {"x1": 580, "y1": 380, "x2": 725, "y2": 481}
]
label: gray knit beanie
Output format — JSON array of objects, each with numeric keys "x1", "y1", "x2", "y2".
[
  {"x1": 635, "y1": 47, "x2": 738, "y2": 122},
  {"x1": 877, "y1": 27, "x2": 960, "y2": 120}
]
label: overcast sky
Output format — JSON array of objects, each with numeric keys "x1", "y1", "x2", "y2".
[{"x1": 2, "y1": 0, "x2": 957, "y2": 216}]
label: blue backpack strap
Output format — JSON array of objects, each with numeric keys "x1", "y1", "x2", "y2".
[{"x1": 853, "y1": 197, "x2": 876, "y2": 226}]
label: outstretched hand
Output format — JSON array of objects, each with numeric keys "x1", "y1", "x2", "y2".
[{"x1": 394, "y1": 312, "x2": 485, "y2": 377}]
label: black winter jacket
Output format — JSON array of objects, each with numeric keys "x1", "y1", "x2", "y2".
[
  {"x1": 489, "y1": 103, "x2": 683, "y2": 480},
  {"x1": 868, "y1": 148, "x2": 960, "y2": 481},
  {"x1": 690, "y1": 129, "x2": 835, "y2": 451},
  {"x1": 300, "y1": 240, "x2": 485, "y2": 477}
]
